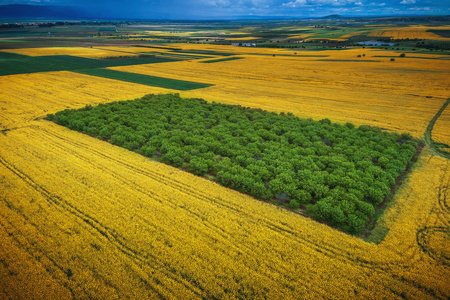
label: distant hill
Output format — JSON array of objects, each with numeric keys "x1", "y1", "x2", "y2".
[
  {"x1": 321, "y1": 14, "x2": 346, "y2": 19},
  {"x1": 0, "y1": 4, "x2": 85, "y2": 19}
]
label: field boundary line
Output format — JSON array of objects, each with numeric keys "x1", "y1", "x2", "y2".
[
  {"x1": 0, "y1": 154, "x2": 201, "y2": 299},
  {"x1": 38, "y1": 125, "x2": 419, "y2": 269},
  {"x1": 425, "y1": 97, "x2": 450, "y2": 159}
]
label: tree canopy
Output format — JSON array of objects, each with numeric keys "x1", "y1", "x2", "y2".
[{"x1": 46, "y1": 93, "x2": 418, "y2": 233}]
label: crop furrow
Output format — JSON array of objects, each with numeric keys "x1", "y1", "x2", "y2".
[
  {"x1": 36, "y1": 127, "x2": 317, "y2": 296},
  {"x1": 37, "y1": 124, "x2": 410, "y2": 270},
  {"x1": 0, "y1": 209, "x2": 78, "y2": 300},
  {"x1": 40, "y1": 130, "x2": 370, "y2": 272},
  {"x1": 0, "y1": 155, "x2": 201, "y2": 299}
]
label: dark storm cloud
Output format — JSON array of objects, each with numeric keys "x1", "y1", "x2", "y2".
[{"x1": 1, "y1": 0, "x2": 448, "y2": 18}]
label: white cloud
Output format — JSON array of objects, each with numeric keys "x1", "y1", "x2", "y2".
[
  {"x1": 203, "y1": 0, "x2": 274, "y2": 8},
  {"x1": 282, "y1": 0, "x2": 307, "y2": 7},
  {"x1": 408, "y1": 6, "x2": 431, "y2": 10},
  {"x1": 250, "y1": 0, "x2": 272, "y2": 5},
  {"x1": 199, "y1": 0, "x2": 231, "y2": 7},
  {"x1": 400, "y1": 0, "x2": 416, "y2": 4},
  {"x1": 282, "y1": 0, "x2": 363, "y2": 7}
]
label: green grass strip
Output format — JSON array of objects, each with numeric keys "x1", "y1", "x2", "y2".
[
  {"x1": 172, "y1": 49, "x2": 236, "y2": 56},
  {"x1": 0, "y1": 53, "x2": 178, "y2": 76},
  {"x1": 144, "y1": 52, "x2": 214, "y2": 60},
  {"x1": 427, "y1": 29, "x2": 450, "y2": 38},
  {"x1": 75, "y1": 68, "x2": 212, "y2": 91},
  {"x1": 373, "y1": 55, "x2": 448, "y2": 60},
  {"x1": 0, "y1": 52, "x2": 27, "y2": 59},
  {"x1": 315, "y1": 59, "x2": 381, "y2": 62},
  {"x1": 200, "y1": 57, "x2": 243, "y2": 63},
  {"x1": 425, "y1": 97, "x2": 450, "y2": 159}
]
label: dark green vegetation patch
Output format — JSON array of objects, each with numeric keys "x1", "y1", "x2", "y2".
[
  {"x1": 0, "y1": 52, "x2": 176, "y2": 76},
  {"x1": 76, "y1": 69, "x2": 211, "y2": 91},
  {"x1": 0, "y1": 51, "x2": 211, "y2": 90},
  {"x1": 47, "y1": 94, "x2": 418, "y2": 233},
  {"x1": 427, "y1": 29, "x2": 450, "y2": 38},
  {"x1": 141, "y1": 51, "x2": 214, "y2": 60},
  {"x1": 171, "y1": 49, "x2": 236, "y2": 56},
  {"x1": 200, "y1": 57, "x2": 243, "y2": 63}
]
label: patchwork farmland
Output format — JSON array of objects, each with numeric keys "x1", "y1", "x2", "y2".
[{"x1": 0, "y1": 19, "x2": 449, "y2": 299}]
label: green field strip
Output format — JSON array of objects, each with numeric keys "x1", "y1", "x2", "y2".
[
  {"x1": 200, "y1": 56, "x2": 243, "y2": 63},
  {"x1": 74, "y1": 68, "x2": 212, "y2": 91},
  {"x1": 427, "y1": 29, "x2": 450, "y2": 38},
  {"x1": 0, "y1": 51, "x2": 31, "y2": 59},
  {"x1": 98, "y1": 56, "x2": 177, "y2": 66},
  {"x1": 38, "y1": 54, "x2": 178, "y2": 68},
  {"x1": 0, "y1": 39, "x2": 25, "y2": 43},
  {"x1": 99, "y1": 27, "x2": 116, "y2": 32},
  {"x1": 425, "y1": 97, "x2": 450, "y2": 160},
  {"x1": 142, "y1": 51, "x2": 213, "y2": 60},
  {"x1": 92, "y1": 47, "x2": 187, "y2": 60},
  {"x1": 0, "y1": 54, "x2": 69, "y2": 75},
  {"x1": 315, "y1": 59, "x2": 381, "y2": 62},
  {"x1": 39, "y1": 55, "x2": 106, "y2": 69},
  {"x1": 248, "y1": 53, "x2": 329, "y2": 57},
  {"x1": 0, "y1": 30, "x2": 36, "y2": 38},
  {"x1": 0, "y1": 53, "x2": 179, "y2": 76},
  {"x1": 374, "y1": 68, "x2": 443, "y2": 73},
  {"x1": 92, "y1": 46, "x2": 148, "y2": 55},
  {"x1": 131, "y1": 44, "x2": 182, "y2": 51},
  {"x1": 373, "y1": 55, "x2": 449, "y2": 60},
  {"x1": 171, "y1": 49, "x2": 236, "y2": 56}
]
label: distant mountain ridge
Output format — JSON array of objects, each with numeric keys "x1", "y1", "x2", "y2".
[
  {"x1": 321, "y1": 14, "x2": 346, "y2": 19},
  {"x1": 1, "y1": 5, "x2": 448, "y2": 21},
  {"x1": 0, "y1": 4, "x2": 86, "y2": 19}
]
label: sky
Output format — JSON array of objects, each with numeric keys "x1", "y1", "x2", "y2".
[{"x1": 1, "y1": 0, "x2": 449, "y2": 19}]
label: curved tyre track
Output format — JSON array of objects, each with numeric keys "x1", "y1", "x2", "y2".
[
  {"x1": 417, "y1": 102, "x2": 450, "y2": 267},
  {"x1": 38, "y1": 125, "x2": 421, "y2": 271},
  {"x1": 425, "y1": 97, "x2": 450, "y2": 159},
  {"x1": 0, "y1": 155, "x2": 191, "y2": 300},
  {"x1": 1, "y1": 122, "x2": 445, "y2": 299}
]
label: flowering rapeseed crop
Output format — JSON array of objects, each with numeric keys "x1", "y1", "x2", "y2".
[
  {"x1": 0, "y1": 46, "x2": 449, "y2": 299},
  {"x1": 111, "y1": 46, "x2": 449, "y2": 139},
  {"x1": 433, "y1": 107, "x2": 450, "y2": 152},
  {"x1": 368, "y1": 26, "x2": 450, "y2": 41},
  {"x1": 0, "y1": 46, "x2": 137, "y2": 58}
]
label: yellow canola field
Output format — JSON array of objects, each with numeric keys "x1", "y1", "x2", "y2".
[
  {"x1": 92, "y1": 45, "x2": 174, "y2": 53},
  {"x1": 0, "y1": 71, "x2": 171, "y2": 130},
  {"x1": 226, "y1": 37, "x2": 261, "y2": 40},
  {"x1": 288, "y1": 33, "x2": 314, "y2": 39},
  {"x1": 339, "y1": 31, "x2": 370, "y2": 39},
  {"x1": 173, "y1": 43, "x2": 288, "y2": 55},
  {"x1": 0, "y1": 45, "x2": 181, "y2": 58},
  {"x1": 368, "y1": 26, "x2": 450, "y2": 41},
  {"x1": 0, "y1": 71, "x2": 449, "y2": 299},
  {"x1": 0, "y1": 46, "x2": 142, "y2": 58},
  {"x1": 306, "y1": 38, "x2": 347, "y2": 42},
  {"x1": 128, "y1": 37, "x2": 163, "y2": 41},
  {"x1": 111, "y1": 45, "x2": 450, "y2": 142}
]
